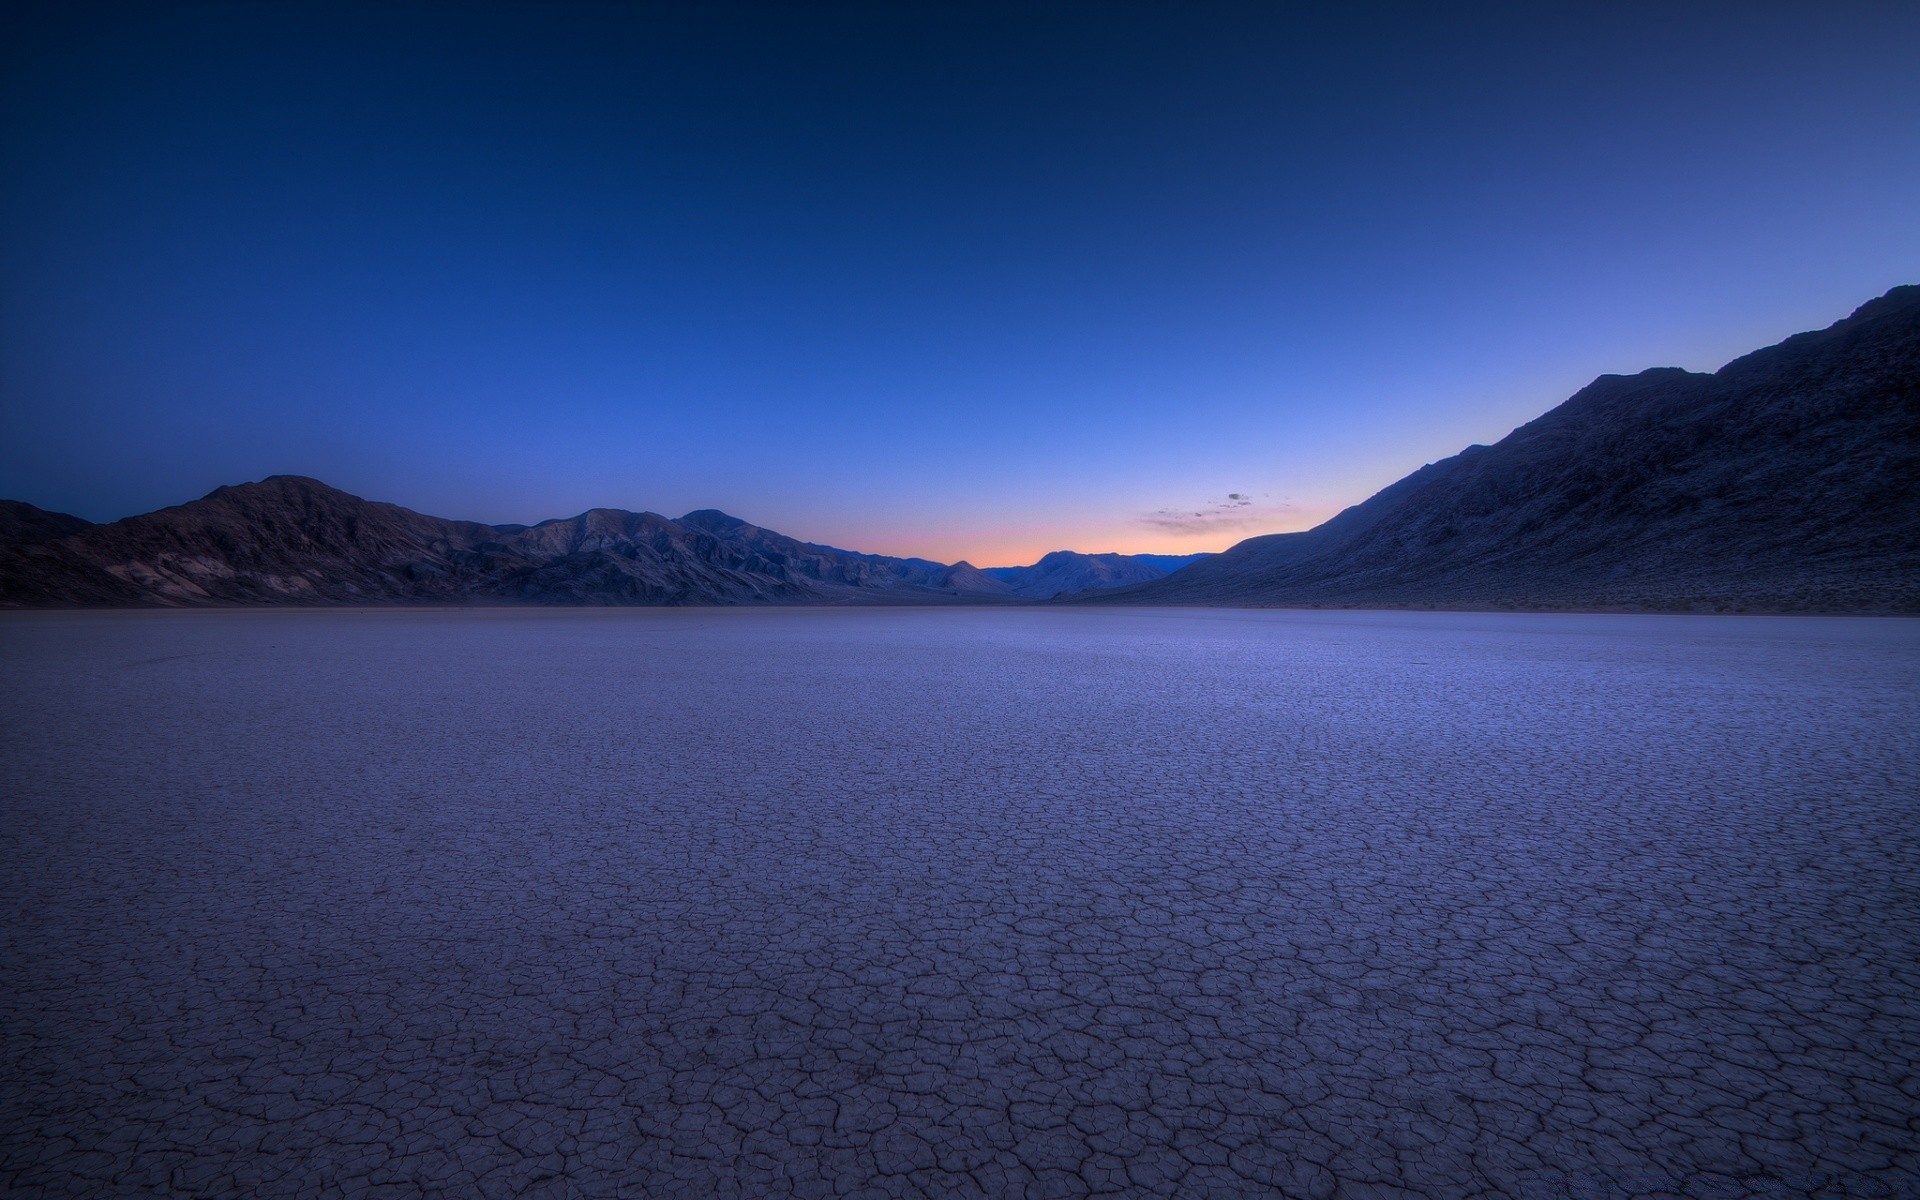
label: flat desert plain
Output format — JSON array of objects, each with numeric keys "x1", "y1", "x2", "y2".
[{"x1": 2, "y1": 608, "x2": 1916, "y2": 1199}]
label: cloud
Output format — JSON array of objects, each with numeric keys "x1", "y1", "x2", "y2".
[{"x1": 1139, "y1": 492, "x2": 1292, "y2": 537}]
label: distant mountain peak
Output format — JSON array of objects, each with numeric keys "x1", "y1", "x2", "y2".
[
  {"x1": 205, "y1": 474, "x2": 340, "y2": 499},
  {"x1": 678, "y1": 509, "x2": 751, "y2": 533}
]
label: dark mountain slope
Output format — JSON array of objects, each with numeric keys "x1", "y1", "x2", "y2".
[
  {"x1": 1084, "y1": 286, "x2": 1920, "y2": 612},
  {"x1": 0, "y1": 476, "x2": 510, "y2": 606},
  {"x1": 0, "y1": 501, "x2": 93, "y2": 546},
  {"x1": 0, "y1": 478, "x2": 1016, "y2": 607},
  {"x1": 985, "y1": 551, "x2": 1211, "y2": 599}
]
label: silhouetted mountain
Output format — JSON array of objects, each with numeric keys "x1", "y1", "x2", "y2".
[
  {"x1": 0, "y1": 477, "x2": 1017, "y2": 607},
  {"x1": 984, "y1": 550, "x2": 1211, "y2": 599},
  {"x1": 0, "y1": 500, "x2": 93, "y2": 546},
  {"x1": 1082, "y1": 286, "x2": 1920, "y2": 613}
]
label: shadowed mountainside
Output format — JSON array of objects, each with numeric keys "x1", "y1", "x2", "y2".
[
  {"x1": 984, "y1": 551, "x2": 1211, "y2": 599},
  {"x1": 0, "y1": 501, "x2": 92, "y2": 547},
  {"x1": 0, "y1": 479, "x2": 1018, "y2": 607},
  {"x1": 1077, "y1": 285, "x2": 1920, "y2": 613}
]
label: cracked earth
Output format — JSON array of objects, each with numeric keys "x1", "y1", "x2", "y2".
[{"x1": 2, "y1": 608, "x2": 1916, "y2": 1199}]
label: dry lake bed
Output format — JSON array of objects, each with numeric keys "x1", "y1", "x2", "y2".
[{"x1": 2, "y1": 607, "x2": 1916, "y2": 1199}]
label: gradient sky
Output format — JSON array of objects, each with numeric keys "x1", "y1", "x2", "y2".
[{"x1": 3, "y1": 1, "x2": 1917, "y2": 565}]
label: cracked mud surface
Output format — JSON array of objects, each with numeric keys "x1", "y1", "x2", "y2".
[{"x1": 3, "y1": 608, "x2": 1917, "y2": 1198}]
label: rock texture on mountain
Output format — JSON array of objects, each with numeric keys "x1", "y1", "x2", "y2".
[
  {"x1": 0, "y1": 478, "x2": 1017, "y2": 608},
  {"x1": 984, "y1": 550, "x2": 1211, "y2": 599},
  {"x1": 1081, "y1": 285, "x2": 1920, "y2": 613}
]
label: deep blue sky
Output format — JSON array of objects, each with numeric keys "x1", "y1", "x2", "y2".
[{"x1": 4, "y1": 1, "x2": 1916, "y2": 563}]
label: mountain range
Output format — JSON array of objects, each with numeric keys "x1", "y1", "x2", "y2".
[
  {"x1": 3, "y1": 286, "x2": 1915, "y2": 612},
  {"x1": 0, "y1": 479, "x2": 1194, "y2": 607},
  {"x1": 1075, "y1": 285, "x2": 1920, "y2": 612},
  {"x1": 984, "y1": 551, "x2": 1211, "y2": 599}
]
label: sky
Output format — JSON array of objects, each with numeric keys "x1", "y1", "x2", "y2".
[{"x1": 3, "y1": 1, "x2": 1916, "y2": 566}]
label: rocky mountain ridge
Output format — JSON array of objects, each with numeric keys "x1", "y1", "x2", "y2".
[{"x1": 0, "y1": 479, "x2": 1022, "y2": 607}]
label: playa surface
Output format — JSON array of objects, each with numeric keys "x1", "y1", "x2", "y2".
[{"x1": 2, "y1": 608, "x2": 1916, "y2": 1198}]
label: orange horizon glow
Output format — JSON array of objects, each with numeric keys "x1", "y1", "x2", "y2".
[{"x1": 816, "y1": 508, "x2": 1339, "y2": 570}]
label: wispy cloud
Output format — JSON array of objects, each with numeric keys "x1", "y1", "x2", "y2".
[{"x1": 1140, "y1": 492, "x2": 1292, "y2": 537}]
